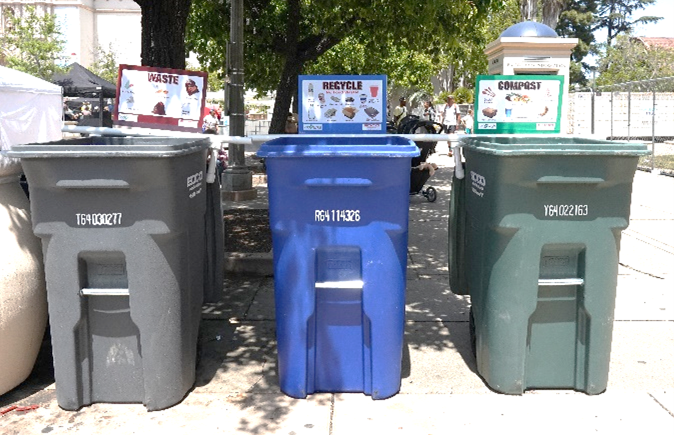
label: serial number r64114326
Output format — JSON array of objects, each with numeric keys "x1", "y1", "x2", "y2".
[{"x1": 314, "y1": 209, "x2": 361, "y2": 222}]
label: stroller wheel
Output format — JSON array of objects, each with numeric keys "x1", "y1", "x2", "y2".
[{"x1": 425, "y1": 186, "x2": 437, "y2": 202}]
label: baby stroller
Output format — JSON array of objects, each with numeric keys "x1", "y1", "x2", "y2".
[
  {"x1": 410, "y1": 142, "x2": 439, "y2": 202},
  {"x1": 396, "y1": 115, "x2": 443, "y2": 202}
]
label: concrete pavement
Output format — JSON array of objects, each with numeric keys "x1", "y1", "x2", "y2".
[{"x1": 1, "y1": 141, "x2": 673, "y2": 434}]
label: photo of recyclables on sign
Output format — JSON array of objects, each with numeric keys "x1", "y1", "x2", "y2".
[{"x1": 303, "y1": 78, "x2": 383, "y2": 124}]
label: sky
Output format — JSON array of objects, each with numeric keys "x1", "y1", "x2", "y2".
[
  {"x1": 623, "y1": 0, "x2": 674, "y2": 38},
  {"x1": 586, "y1": 0, "x2": 673, "y2": 67}
]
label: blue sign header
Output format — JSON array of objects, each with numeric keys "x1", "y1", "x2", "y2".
[{"x1": 298, "y1": 75, "x2": 387, "y2": 134}]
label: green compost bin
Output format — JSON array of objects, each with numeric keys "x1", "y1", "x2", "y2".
[{"x1": 450, "y1": 135, "x2": 649, "y2": 395}]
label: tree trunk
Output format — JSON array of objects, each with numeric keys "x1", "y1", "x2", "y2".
[
  {"x1": 541, "y1": 0, "x2": 565, "y2": 29},
  {"x1": 134, "y1": 0, "x2": 192, "y2": 69},
  {"x1": 270, "y1": 59, "x2": 303, "y2": 134},
  {"x1": 606, "y1": 2, "x2": 617, "y2": 47},
  {"x1": 520, "y1": 0, "x2": 538, "y2": 21},
  {"x1": 269, "y1": 0, "x2": 302, "y2": 134},
  {"x1": 264, "y1": 1, "x2": 344, "y2": 133}
]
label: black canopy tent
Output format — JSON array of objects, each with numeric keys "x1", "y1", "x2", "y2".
[{"x1": 52, "y1": 63, "x2": 116, "y2": 127}]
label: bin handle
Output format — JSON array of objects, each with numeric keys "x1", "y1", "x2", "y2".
[
  {"x1": 538, "y1": 278, "x2": 584, "y2": 286},
  {"x1": 80, "y1": 288, "x2": 129, "y2": 296},
  {"x1": 304, "y1": 178, "x2": 372, "y2": 187},
  {"x1": 315, "y1": 280, "x2": 364, "y2": 289},
  {"x1": 56, "y1": 179, "x2": 130, "y2": 189},
  {"x1": 206, "y1": 148, "x2": 218, "y2": 184},
  {"x1": 536, "y1": 176, "x2": 604, "y2": 185}
]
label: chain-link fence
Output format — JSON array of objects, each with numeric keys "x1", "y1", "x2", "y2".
[
  {"x1": 569, "y1": 76, "x2": 674, "y2": 175},
  {"x1": 245, "y1": 119, "x2": 271, "y2": 135}
]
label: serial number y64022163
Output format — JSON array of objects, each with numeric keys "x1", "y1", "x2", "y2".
[{"x1": 544, "y1": 204, "x2": 588, "y2": 218}]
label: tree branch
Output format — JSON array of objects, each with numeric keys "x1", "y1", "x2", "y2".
[{"x1": 297, "y1": 34, "x2": 342, "y2": 63}]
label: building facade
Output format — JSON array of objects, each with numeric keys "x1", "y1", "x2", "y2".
[{"x1": 0, "y1": 0, "x2": 141, "y2": 68}]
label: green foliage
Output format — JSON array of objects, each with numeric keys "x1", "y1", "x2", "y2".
[
  {"x1": 186, "y1": 0, "x2": 502, "y2": 120},
  {"x1": 89, "y1": 44, "x2": 119, "y2": 84},
  {"x1": 596, "y1": 34, "x2": 674, "y2": 86},
  {"x1": 449, "y1": 0, "x2": 519, "y2": 90},
  {"x1": 206, "y1": 73, "x2": 226, "y2": 93},
  {"x1": 186, "y1": 60, "x2": 225, "y2": 93},
  {"x1": 435, "y1": 90, "x2": 451, "y2": 104},
  {"x1": 557, "y1": 0, "x2": 598, "y2": 64},
  {"x1": 0, "y1": 6, "x2": 66, "y2": 80},
  {"x1": 453, "y1": 86, "x2": 474, "y2": 104},
  {"x1": 641, "y1": 154, "x2": 674, "y2": 171},
  {"x1": 568, "y1": 61, "x2": 588, "y2": 88},
  {"x1": 556, "y1": 0, "x2": 663, "y2": 88},
  {"x1": 246, "y1": 103, "x2": 270, "y2": 113},
  {"x1": 434, "y1": 87, "x2": 473, "y2": 104},
  {"x1": 308, "y1": 38, "x2": 438, "y2": 93}
]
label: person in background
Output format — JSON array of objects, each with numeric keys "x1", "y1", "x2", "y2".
[
  {"x1": 285, "y1": 112, "x2": 298, "y2": 133},
  {"x1": 63, "y1": 102, "x2": 78, "y2": 121},
  {"x1": 80, "y1": 103, "x2": 92, "y2": 118},
  {"x1": 203, "y1": 109, "x2": 219, "y2": 134},
  {"x1": 440, "y1": 95, "x2": 461, "y2": 156},
  {"x1": 423, "y1": 100, "x2": 436, "y2": 122},
  {"x1": 440, "y1": 95, "x2": 461, "y2": 134},
  {"x1": 393, "y1": 96, "x2": 408, "y2": 126},
  {"x1": 462, "y1": 109, "x2": 474, "y2": 134}
]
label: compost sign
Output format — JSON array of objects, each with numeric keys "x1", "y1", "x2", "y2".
[
  {"x1": 114, "y1": 64, "x2": 208, "y2": 132},
  {"x1": 298, "y1": 75, "x2": 387, "y2": 134},
  {"x1": 474, "y1": 75, "x2": 564, "y2": 134}
]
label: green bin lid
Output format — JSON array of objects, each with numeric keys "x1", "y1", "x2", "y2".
[{"x1": 459, "y1": 135, "x2": 650, "y2": 156}]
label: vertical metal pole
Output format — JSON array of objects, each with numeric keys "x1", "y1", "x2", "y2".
[
  {"x1": 97, "y1": 87, "x2": 104, "y2": 127},
  {"x1": 222, "y1": 0, "x2": 256, "y2": 200},
  {"x1": 651, "y1": 88, "x2": 655, "y2": 174},
  {"x1": 591, "y1": 70, "x2": 595, "y2": 135},
  {"x1": 627, "y1": 85, "x2": 632, "y2": 141},
  {"x1": 610, "y1": 90, "x2": 614, "y2": 139},
  {"x1": 229, "y1": 0, "x2": 244, "y2": 148},
  {"x1": 590, "y1": 91, "x2": 595, "y2": 135}
]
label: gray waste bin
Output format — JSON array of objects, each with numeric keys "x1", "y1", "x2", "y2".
[{"x1": 7, "y1": 137, "x2": 213, "y2": 411}]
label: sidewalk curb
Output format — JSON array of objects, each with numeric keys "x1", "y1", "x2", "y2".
[{"x1": 224, "y1": 251, "x2": 274, "y2": 276}]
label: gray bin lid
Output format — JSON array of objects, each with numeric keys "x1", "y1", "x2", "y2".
[
  {"x1": 459, "y1": 135, "x2": 650, "y2": 156},
  {"x1": 6, "y1": 137, "x2": 211, "y2": 158}
]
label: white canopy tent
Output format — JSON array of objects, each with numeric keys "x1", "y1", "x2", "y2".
[
  {"x1": 0, "y1": 66, "x2": 62, "y2": 177},
  {"x1": 0, "y1": 66, "x2": 61, "y2": 396}
]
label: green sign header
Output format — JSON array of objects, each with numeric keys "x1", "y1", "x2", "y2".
[{"x1": 474, "y1": 75, "x2": 564, "y2": 134}]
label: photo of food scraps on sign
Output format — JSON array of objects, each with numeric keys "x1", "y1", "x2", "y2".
[{"x1": 477, "y1": 78, "x2": 559, "y2": 124}]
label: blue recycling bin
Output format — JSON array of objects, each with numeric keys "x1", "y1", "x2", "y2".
[{"x1": 258, "y1": 136, "x2": 419, "y2": 399}]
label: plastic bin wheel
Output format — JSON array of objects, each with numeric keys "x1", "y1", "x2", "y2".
[{"x1": 425, "y1": 186, "x2": 437, "y2": 202}]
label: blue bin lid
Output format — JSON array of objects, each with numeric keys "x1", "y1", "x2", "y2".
[{"x1": 257, "y1": 135, "x2": 420, "y2": 158}]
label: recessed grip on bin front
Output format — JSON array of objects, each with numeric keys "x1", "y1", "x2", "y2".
[
  {"x1": 304, "y1": 178, "x2": 373, "y2": 188},
  {"x1": 56, "y1": 179, "x2": 131, "y2": 189},
  {"x1": 536, "y1": 176, "x2": 604, "y2": 185},
  {"x1": 538, "y1": 278, "x2": 584, "y2": 286},
  {"x1": 80, "y1": 288, "x2": 130, "y2": 296}
]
